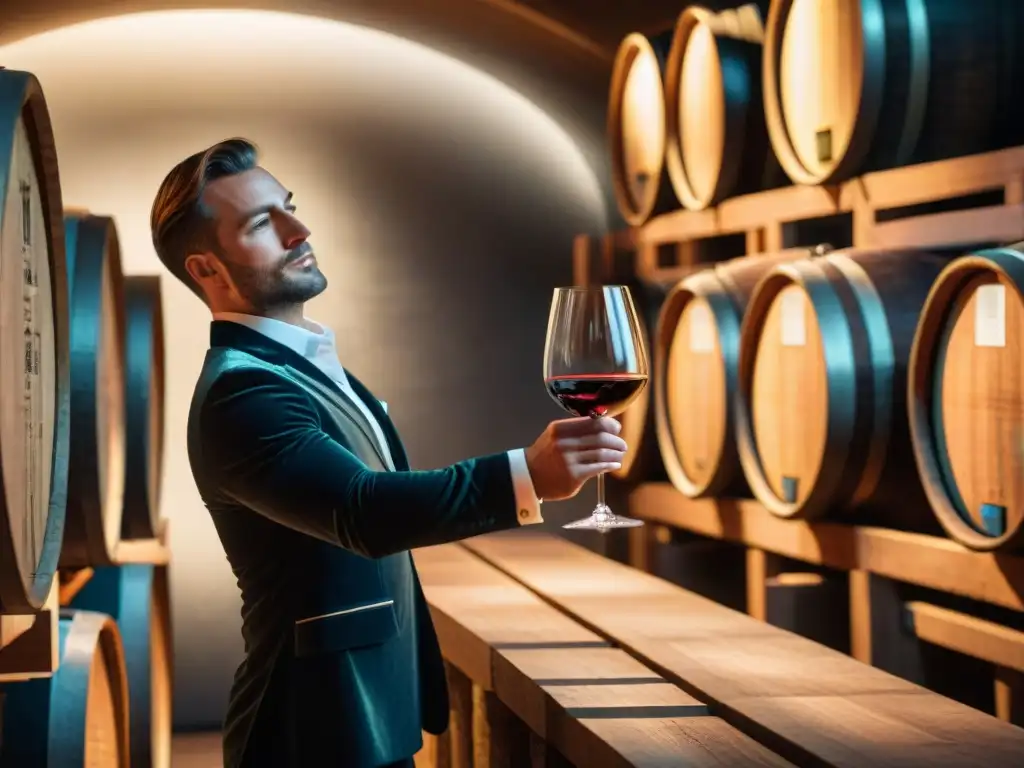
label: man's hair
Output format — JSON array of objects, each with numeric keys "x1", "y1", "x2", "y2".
[{"x1": 150, "y1": 137, "x2": 259, "y2": 300}]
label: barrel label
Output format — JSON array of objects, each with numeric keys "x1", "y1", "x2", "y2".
[
  {"x1": 974, "y1": 284, "x2": 1005, "y2": 348},
  {"x1": 780, "y1": 287, "x2": 806, "y2": 347},
  {"x1": 688, "y1": 302, "x2": 715, "y2": 353}
]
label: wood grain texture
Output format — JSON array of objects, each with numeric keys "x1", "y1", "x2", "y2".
[
  {"x1": 628, "y1": 482, "x2": 1024, "y2": 612},
  {"x1": 0, "y1": 69, "x2": 70, "y2": 614},
  {"x1": 655, "y1": 249, "x2": 816, "y2": 499},
  {"x1": 737, "y1": 248, "x2": 949, "y2": 529},
  {"x1": 608, "y1": 30, "x2": 677, "y2": 225},
  {"x1": 0, "y1": 609, "x2": 130, "y2": 767},
  {"x1": 763, "y1": 0, "x2": 1024, "y2": 185},
  {"x1": 664, "y1": 2, "x2": 785, "y2": 211},
  {"x1": 909, "y1": 246, "x2": 1024, "y2": 550},
  {"x1": 70, "y1": 564, "x2": 173, "y2": 768},
  {"x1": 463, "y1": 532, "x2": 1024, "y2": 767},
  {"x1": 61, "y1": 211, "x2": 127, "y2": 568},
  {"x1": 414, "y1": 543, "x2": 794, "y2": 766}
]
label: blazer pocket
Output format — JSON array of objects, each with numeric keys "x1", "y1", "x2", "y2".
[{"x1": 293, "y1": 598, "x2": 399, "y2": 658}]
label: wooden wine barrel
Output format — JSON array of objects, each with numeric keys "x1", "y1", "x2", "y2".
[
  {"x1": 61, "y1": 212, "x2": 127, "y2": 567},
  {"x1": 762, "y1": 0, "x2": 1024, "y2": 185},
  {"x1": 608, "y1": 30, "x2": 677, "y2": 226},
  {"x1": 736, "y1": 248, "x2": 951, "y2": 528},
  {"x1": 611, "y1": 277, "x2": 674, "y2": 482},
  {"x1": 664, "y1": 2, "x2": 786, "y2": 210},
  {"x1": 654, "y1": 247, "x2": 824, "y2": 498},
  {"x1": 0, "y1": 69, "x2": 71, "y2": 613},
  {"x1": 0, "y1": 609, "x2": 130, "y2": 767},
  {"x1": 71, "y1": 564, "x2": 173, "y2": 768},
  {"x1": 908, "y1": 245, "x2": 1024, "y2": 550},
  {"x1": 122, "y1": 275, "x2": 165, "y2": 540}
]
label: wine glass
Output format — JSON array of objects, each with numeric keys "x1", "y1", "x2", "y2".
[{"x1": 543, "y1": 285, "x2": 649, "y2": 532}]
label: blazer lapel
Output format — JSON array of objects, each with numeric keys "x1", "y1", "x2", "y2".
[
  {"x1": 282, "y1": 363, "x2": 395, "y2": 471},
  {"x1": 343, "y1": 370, "x2": 410, "y2": 472},
  {"x1": 209, "y1": 321, "x2": 399, "y2": 471}
]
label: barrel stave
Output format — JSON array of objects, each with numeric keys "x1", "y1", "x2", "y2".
[
  {"x1": 122, "y1": 275, "x2": 165, "y2": 541},
  {"x1": 0, "y1": 70, "x2": 70, "y2": 613},
  {"x1": 908, "y1": 247, "x2": 1024, "y2": 550},
  {"x1": 666, "y1": 2, "x2": 785, "y2": 210},
  {"x1": 61, "y1": 213, "x2": 127, "y2": 567},
  {"x1": 763, "y1": 0, "x2": 1024, "y2": 185},
  {"x1": 656, "y1": 248, "x2": 820, "y2": 498},
  {"x1": 608, "y1": 30, "x2": 678, "y2": 225},
  {"x1": 0, "y1": 609, "x2": 130, "y2": 767},
  {"x1": 738, "y1": 248, "x2": 947, "y2": 530},
  {"x1": 71, "y1": 564, "x2": 173, "y2": 768}
]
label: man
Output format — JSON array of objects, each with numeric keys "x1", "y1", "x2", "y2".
[{"x1": 150, "y1": 138, "x2": 626, "y2": 768}]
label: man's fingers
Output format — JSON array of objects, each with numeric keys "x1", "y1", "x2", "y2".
[
  {"x1": 553, "y1": 416, "x2": 621, "y2": 437},
  {"x1": 558, "y1": 432, "x2": 629, "y2": 452},
  {"x1": 574, "y1": 448, "x2": 627, "y2": 465}
]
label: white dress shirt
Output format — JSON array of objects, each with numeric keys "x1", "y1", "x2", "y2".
[{"x1": 212, "y1": 312, "x2": 543, "y2": 525}]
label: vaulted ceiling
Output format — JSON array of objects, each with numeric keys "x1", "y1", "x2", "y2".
[{"x1": 0, "y1": 0, "x2": 731, "y2": 227}]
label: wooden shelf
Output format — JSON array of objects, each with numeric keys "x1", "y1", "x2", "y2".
[
  {"x1": 596, "y1": 145, "x2": 1024, "y2": 257},
  {"x1": 628, "y1": 483, "x2": 1024, "y2": 612}
]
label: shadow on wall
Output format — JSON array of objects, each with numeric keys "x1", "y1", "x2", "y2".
[{"x1": 0, "y1": 10, "x2": 607, "y2": 728}]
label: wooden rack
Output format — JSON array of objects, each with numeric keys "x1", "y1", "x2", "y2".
[
  {"x1": 570, "y1": 145, "x2": 1024, "y2": 728},
  {"x1": 0, "y1": 520, "x2": 170, "y2": 684},
  {"x1": 583, "y1": 145, "x2": 1024, "y2": 285}
]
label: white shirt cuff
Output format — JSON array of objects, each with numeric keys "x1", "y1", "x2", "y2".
[{"x1": 507, "y1": 448, "x2": 543, "y2": 525}]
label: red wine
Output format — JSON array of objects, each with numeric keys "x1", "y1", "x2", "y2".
[{"x1": 545, "y1": 373, "x2": 648, "y2": 418}]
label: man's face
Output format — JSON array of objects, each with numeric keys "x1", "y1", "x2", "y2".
[{"x1": 198, "y1": 167, "x2": 327, "y2": 312}]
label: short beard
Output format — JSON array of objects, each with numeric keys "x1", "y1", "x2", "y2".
[{"x1": 218, "y1": 244, "x2": 327, "y2": 314}]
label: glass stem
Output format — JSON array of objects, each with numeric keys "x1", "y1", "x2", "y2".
[{"x1": 596, "y1": 471, "x2": 607, "y2": 514}]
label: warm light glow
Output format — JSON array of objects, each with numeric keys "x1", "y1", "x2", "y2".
[{"x1": 0, "y1": 9, "x2": 603, "y2": 225}]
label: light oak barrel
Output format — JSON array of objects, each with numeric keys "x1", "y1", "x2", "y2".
[
  {"x1": 0, "y1": 69, "x2": 71, "y2": 613},
  {"x1": 61, "y1": 212, "x2": 127, "y2": 567},
  {"x1": 611, "y1": 277, "x2": 674, "y2": 483},
  {"x1": 762, "y1": 0, "x2": 1024, "y2": 185},
  {"x1": 736, "y1": 248, "x2": 950, "y2": 529},
  {"x1": 654, "y1": 248, "x2": 823, "y2": 498},
  {"x1": 0, "y1": 609, "x2": 131, "y2": 767},
  {"x1": 908, "y1": 245, "x2": 1024, "y2": 550},
  {"x1": 608, "y1": 30, "x2": 677, "y2": 226},
  {"x1": 664, "y1": 2, "x2": 786, "y2": 211},
  {"x1": 71, "y1": 564, "x2": 173, "y2": 768},
  {"x1": 121, "y1": 276, "x2": 165, "y2": 540}
]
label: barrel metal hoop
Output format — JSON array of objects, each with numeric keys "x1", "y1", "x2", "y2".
[
  {"x1": 908, "y1": 249, "x2": 1024, "y2": 550},
  {"x1": 821, "y1": 252, "x2": 895, "y2": 506},
  {"x1": 736, "y1": 260, "x2": 858, "y2": 519},
  {"x1": 654, "y1": 270, "x2": 737, "y2": 497}
]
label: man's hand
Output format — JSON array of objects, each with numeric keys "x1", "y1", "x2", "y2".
[{"x1": 524, "y1": 417, "x2": 627, "y2": 501}]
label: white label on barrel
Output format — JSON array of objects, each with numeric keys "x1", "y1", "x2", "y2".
[
  {"x1": 780, "y1": 287, "x2": 806, "y2": 347},
  {"x1": 688, "y1": 302, "x2": 715, "y2": 353},
  {"x1": 975, "y1": 284, "x2": 1006, "y2": 348}
]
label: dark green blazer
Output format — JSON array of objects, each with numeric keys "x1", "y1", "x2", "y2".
[{"x1": 187, "y1": 321, "x2": 522, "y2": 768}]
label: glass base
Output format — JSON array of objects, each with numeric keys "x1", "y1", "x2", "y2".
[{"x1": 562, "y1": 504, "x2": 644, "y2": 533}]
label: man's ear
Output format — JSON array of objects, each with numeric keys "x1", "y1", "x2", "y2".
[{"x1": 184, "y1": 252, "x2": 217, "y2": 283}]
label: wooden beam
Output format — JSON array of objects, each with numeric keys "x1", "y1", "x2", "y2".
[
  {"x1": 629, "y1": 483, "x2": 1024, "y2": 612},
  {"x1": 904, "y1": 602, "x2": 1024, "y2": 673},
  {"x1": 413, "y1": 543, "x2": 794, "y2": 766}
]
